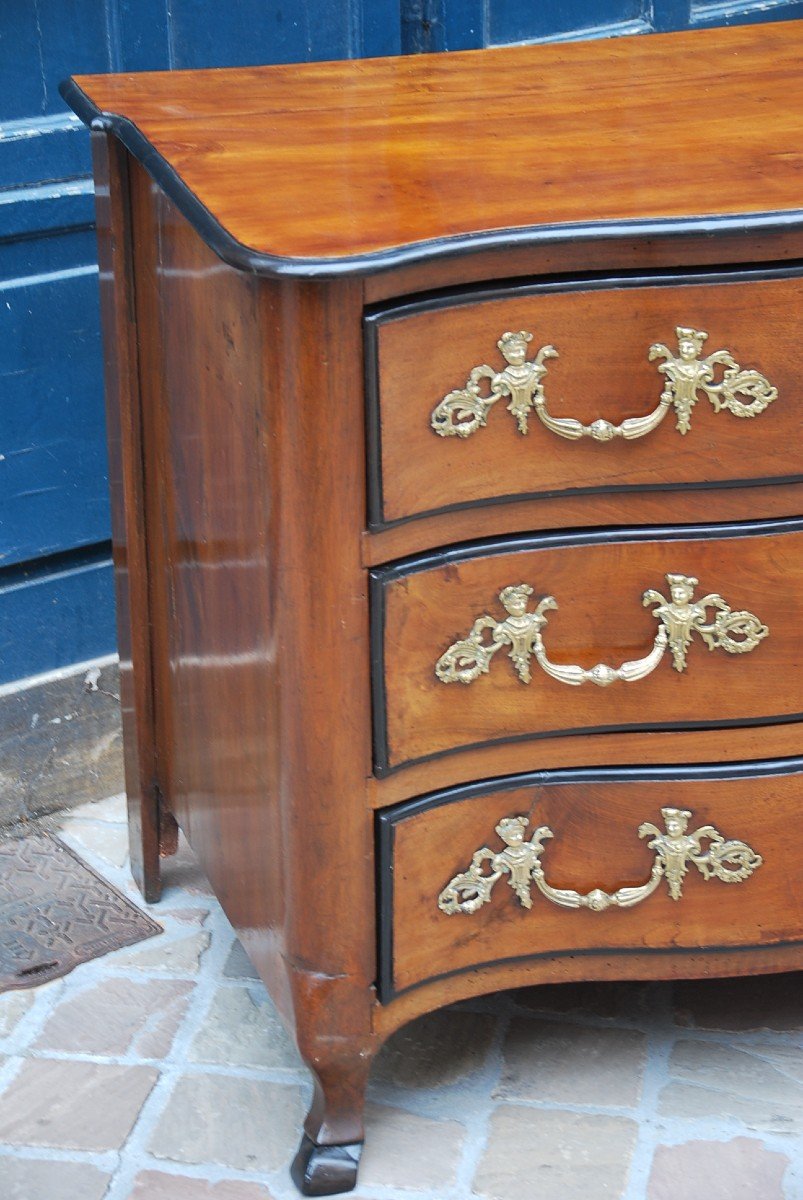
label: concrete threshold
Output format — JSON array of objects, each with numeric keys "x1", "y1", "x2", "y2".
[{"x1": 0, "y1": 655, "x2": 124, "y2": 830}]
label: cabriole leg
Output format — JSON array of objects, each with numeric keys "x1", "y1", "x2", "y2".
[{"x1": 290, "y1": 1041, "x2": 373, "y2": 1196}]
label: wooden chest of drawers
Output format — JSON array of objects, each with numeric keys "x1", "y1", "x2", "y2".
[{"x1": 64, "y1": 21, "x2": 803, "y2": 1195}]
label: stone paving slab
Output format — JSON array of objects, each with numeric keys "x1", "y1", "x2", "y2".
[
  {"x1": 35, "y1": 977, "x2": 194, "y2": 1057},
  {"x1": 0, "y1": 1058, "x2": 158, "y2": 1150},
  {"x1": 189, "y1": 986, "x2": 300, "y2": 1070},
  {"x1": 660, "y1": 1040, "x2": 803, "y2": 1135},
  {"x1": 357, "y1": 1103, "x2": 465, "y2": 1191},
  {"x1": 0, "y1": 990, "x2": 34, "y2": 1037},
  {"x1": 129, "y1": 1174, "x2": 275, "y2": 1199},
  {"x1": 474, "y1": 1107, "x2": 638, "y2": 1200},
  {"x1": 0, "y1": 793, "x2": 800, "y2": 1200},
  {"x1": 496, "y1": 1018, "x2": 647, "y2": 1107},
  {"x1": 149, "y1": 1073, "x2": 304, "y2": 1173},
  {"x1": 0, "y1": 1156, "x2": 112, "y2": 1200},
  {"x1": 116, "y1": 930, "x2": 211, "y2": 973},
  {"x1": 647, "y1": 1137, "x2": 790, "y2": 1200},
  {"x1": 372, "y1": 1007, "x2": 496, "y2": 1089}
]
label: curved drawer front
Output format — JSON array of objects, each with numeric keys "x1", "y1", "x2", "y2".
[
  {"x1": 377, "y1": 762, "x2": 803, "y2": 998},
  {"x1": 367, "y1": 270, "x2": 803, "y2": 528},
  {"x1": 372, "y1": 519, "x2": 803, "y2": 772}
]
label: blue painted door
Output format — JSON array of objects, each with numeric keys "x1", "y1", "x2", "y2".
[
  {"x1": 0, "y1": 1, "x2": 400, "y2": 685},
  {"x1": 403, "y1": 0, "x2": 803, "y2": 50}
]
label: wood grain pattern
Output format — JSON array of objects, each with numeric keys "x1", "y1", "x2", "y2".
[
  {"x1": 91, "y1": 133, "x2": 173, "y2": 901},
  {"x1": 373, "y1": 942, "x2": 803, "y2": 1038},
  {"x1": 368, "y1": 720, "x2": 803, "y2": 809},
  {"x1": 362, "y1": 481, "x2": 803, "y2": 566},
  {"x1": 373, "y1": 274, "x2": 802, "y2": 526},
  {"x1": 69, "y1": 21, "x2": 803, "y2": 268},
  {"x1": 361, "y1": 228, "x2": 803, "y2": 305},
  {"x1": 383, "y1": 768, "x2": 803, "y2": 996},
  {"x1": 377, "y1": 523, "x2": 803, "y2": 770},
  {"x1": 120, "y1": 168, "x2": 379, "y2": 1148},
  {"x1": 125, "y1": 153, "x2": 273, "y2": 929}
]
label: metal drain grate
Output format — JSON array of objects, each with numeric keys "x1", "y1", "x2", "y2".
[{"x1": 0, "y1": 832, "x2": 161, "y2": 992}]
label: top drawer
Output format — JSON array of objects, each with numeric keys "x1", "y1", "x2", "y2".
[{"x1": 366, "y1": 269, "x2": 803, "y2": 529}]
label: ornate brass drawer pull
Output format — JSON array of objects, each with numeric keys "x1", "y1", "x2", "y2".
[
  {"x1": 435, "y1": 575, "x2": 768, "y2": 686},
  {"x1": 534, "y1": 627, "x2": 668, "y2": 688},
  {"x1": 430, "y1": 327, "x2": 777, "y2": 441},
  {"x1": 438, "y1": 808, "x2": 763, "y2": 916}
]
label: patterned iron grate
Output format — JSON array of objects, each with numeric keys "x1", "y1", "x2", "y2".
[{"x1": 0, "y1": 832, "x2": 161, "y2": 992}]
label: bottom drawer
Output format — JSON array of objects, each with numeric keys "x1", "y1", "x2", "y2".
[{"x1": 376, "y1": 760, "x2": 803, "y2": 1000}]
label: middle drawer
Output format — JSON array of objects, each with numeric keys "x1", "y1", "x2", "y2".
[{"x1": 371, "y1": 518, "x2": 803, "y2": 773}]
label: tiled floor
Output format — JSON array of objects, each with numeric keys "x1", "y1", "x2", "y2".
[{"x1": 0, "y1": 795, "x2": 801, "y2": 1199}]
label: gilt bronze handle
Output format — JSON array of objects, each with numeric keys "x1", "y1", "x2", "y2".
[
  {"x1": 430, "y1": 327, "x2": 777, "y2": 441},
  {"x1": 438, "y1": 808, "x2": 763, "y2": 916},
  {"x1": 434, "y1": 575, "x2": 768, "y2": 686}
]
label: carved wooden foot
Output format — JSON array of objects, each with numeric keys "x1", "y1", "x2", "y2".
[
  {"x1": 290, "y1": 1134, "x2": 363, "y2": 1196},
  {"x1": 290, "y1": 1024, "x2": 373, "y2": 1195}
]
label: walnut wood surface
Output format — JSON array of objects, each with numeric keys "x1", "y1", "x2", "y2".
[
  {"x1": 361, "y1": 228, "x2": 803, "y2": 305},
  {"x1": 91, "y1": 134, "x2": 169, "y2": 901},
  {"x1": 385, "y1": 770, "x2": 803, "y2": 996},
  {"x1": 369, "y1": 720, "x2": 803, "y2": 809},
  {"x1": 375, "y1": 275, "x2": 801, "y2": 525},
  {"x1": 70, "y1": 21, "x2": 803, "y2": 268},
  {"x1": 379, "y1": 525, "x2": 803, "y2": 770},
  {"x1": 374, "y1": 943, "x2": 803, "y2": 1037},
  {"x1": 363, "y1": 482, "x2": 803, "y2": 566},
  {"x1": 118, "y1": 165, "x2": 378, "y2": 1147}
]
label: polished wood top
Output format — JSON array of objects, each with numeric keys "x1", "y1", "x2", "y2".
[{"x1": 65, "y1": 21, "x2": 803, "y2": 275}]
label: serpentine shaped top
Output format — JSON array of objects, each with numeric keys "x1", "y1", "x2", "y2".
[{"x1": 62, "y1": 22, "x2": 803, "y2": 273}]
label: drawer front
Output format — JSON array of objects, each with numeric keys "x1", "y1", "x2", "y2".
[
  {"x1": 372, "y1": 519, "x2": 803, "y2": 772},
  {"x1": 377, "y1": 762, "x2": 803, "y2": 998},
  {"x1": 367, "y1": 270, "x2": 803, "y2": 528}
]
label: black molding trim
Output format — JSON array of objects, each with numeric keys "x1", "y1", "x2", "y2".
[
  {"x1": 363, "y1": 259, "x2": 803, "y2": 324},
  {"x1": 373, "y1": 512, "x2": 803, "y2": 585},
  {"x1": 369, "y1": 566, "x2": 390, "y2": 772},
  {"x1": 59, "y1": 77, "x2": 803, "y2": 281},
  {"x1": 363, "y1": 312, "x2": 385, "y2": 530},
  {"x1": 370, "y1": 474, "x2": 803, "y2": 537},
  {"x1": 370, "y1": 515, "x2": 803, "y2": 775},
  {"x1": 375, "y1": 756, "x2": 803, "y2": 1002},
  {"x1": 363, "y1": 261, "x2": 803, "y2": 529}
]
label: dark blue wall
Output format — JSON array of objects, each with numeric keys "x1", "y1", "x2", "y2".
[
  {"x1": 2, "y1": 2, "x2": 800, "y2": 685},
  {"x1": 407, "y1": 0, "x2": 803, "y2": 50},
  {"x1": 0, "y1": 0, "x2": 400, "y2": 685}
]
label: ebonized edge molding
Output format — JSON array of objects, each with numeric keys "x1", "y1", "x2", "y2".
[
  {"x1": 375, "y1": 756, "x2": 803, "y2": 1002},
  {"x1": 59, "y1": 76, "x2": 803, "y2": 282},
  {"x1": 369, "y1": 515, "x2": 803, "y2": 774}
]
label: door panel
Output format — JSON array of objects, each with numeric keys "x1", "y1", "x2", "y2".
[
  {"x1": 489, "y1": 0, "x2": 646, "y2": 43},
  {"x1": 435, "y1": 0, "x2": 803, "y2": 50},
  {"x1": 0, "y1": 237, "x2": 108, "y2": 567},
  {"x1": 0, "y1": 0, "x2": 400, "y2": 684}
]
